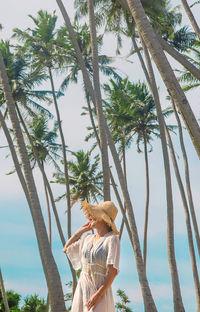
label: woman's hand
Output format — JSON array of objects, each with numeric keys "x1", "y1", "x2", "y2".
[
  {"x1": 62, "y1": 222, "x2": 93, "y2": 253},
  {"x1": 76, "y1": 221, "x2": 93, "y2": 236},
  {"x1": 86, "y1": 291, "x2": 102, "y2": 311}
]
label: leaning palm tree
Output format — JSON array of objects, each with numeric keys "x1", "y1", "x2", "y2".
[
  {"x1": 52, "y1": 149, "x2": 103, "y2": 204},
  {"x1": 104, "y1": 78, "x2": 175, "y2": 270},
  {"x1": 56, "y1": 1, "x2": 158, "y2": 310},
  {"x1": 0, "y1": 49, "x2": 66, "y2": 311},
  {"x1": 178, "y1": 40, "x2": 200, "y2": 92},
  {"x1": 25, "y1": 115, "x2": 62, "y2": 245},
  {"x1": 13, "y1": 10, "x2": 77, "y2": 289},
  {"x1": 0, "y1": 40, "x2": 53, "y2": 119},
  {"x1": 13, "y1": 9, "x2": 72, "y2": 236},
  {"x1": 180, "y1": 0, "x2": 200, "y2": 40}
]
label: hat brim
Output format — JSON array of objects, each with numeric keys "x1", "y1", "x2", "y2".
[{"x1": 82, "y1": 201, "x2": 120, "y2": 235}]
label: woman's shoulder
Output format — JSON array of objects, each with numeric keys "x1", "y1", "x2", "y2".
[
  {"x1": 105, "y1": 232, "x2": 120, "y2": 243},
  {"x1": 83, "y1": 232, "x2": 94, "y2": 241}
]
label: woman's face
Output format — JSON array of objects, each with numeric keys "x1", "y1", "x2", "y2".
[{"x1": 87, "y1": 215, "x2": 105, "y2": 229}]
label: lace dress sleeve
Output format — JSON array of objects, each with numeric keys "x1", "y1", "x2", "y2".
[
  {"x1": 65, "y1": 234, "x2": 88, "y2": 270},
  {"x1": 106, "y1": 234, "x2": 120, "y2": 274}
]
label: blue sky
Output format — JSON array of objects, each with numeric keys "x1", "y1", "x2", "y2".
[{"x1": 0, "y1": 1, "x2": 200, "y2": 311}]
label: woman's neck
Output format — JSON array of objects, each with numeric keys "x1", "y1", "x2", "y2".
[{"x1": 96, "y1": 226, "x2": 110, "y2": 237}]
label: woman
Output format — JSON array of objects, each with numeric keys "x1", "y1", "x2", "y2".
[{"x1": 63, "y1": 200, "x2": 120, "y2": 312}]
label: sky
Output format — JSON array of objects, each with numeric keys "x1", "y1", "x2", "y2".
[{"x1": 0, "y1": 0, "x2": 200, "y2": 311}]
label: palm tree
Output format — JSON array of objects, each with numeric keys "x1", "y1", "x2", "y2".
[
  {"x1": 52, "y1": 149, "x2": 103, "y2": 203},
  {"x1": 178, "y1": 40, "x2": 200, "y2": 92},
  {"x1": 56, "y1": 1, "x2": 158, "y2": 310},
  {"x1": 0, "y1": 50, "x2": 66, "y2": 311},
  {"x1": 25, "y1": 115, "x2": 62, "y2": 246},
  {"x1": 104, "y1": 78, "x2": 174, "y2": 269},
  {"x1": 180, "y1": 0, "x2": 200, "y2": 40},
  {"x1": 165, "y1": 124, "x2": 200, "y2": 310},
  {"x1": 169, "y1": 96, "x2": 200, "y2": 256},
  {"x1": 13, "y1": 10, "x2": 78, "y2": 289},
  {"x1": 138, "y1": 34, "x2": 185, "y2": 311},
  {"x1": 21, "y1": 295, "x2": 46, "y2": 312},
  {"x1": 87, "y1": 0, "x2": 111, "y2": 200},
  {"x1": 0, "y1": 40, "x2": 53, "y2": 118},
  {"x1": 124, "y1": 0, "x2": 200, "y2": 158},
  {"x1": 57, "y1": 23, "x2": 120, "y2": 92},
  {"x1": 13, "y1": 9, "x2": 72, "y2": 236}
]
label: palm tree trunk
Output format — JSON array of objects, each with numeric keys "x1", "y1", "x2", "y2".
[
  {"x1": 125, "y1": 0, "x2": 200, "y2": 159},
  {"x1": 181, "y1": 0, "x2": 200, "y2": 40},
  {"x1": 0, "y1": 268, "x2": 10, "y2": 312},
  {"x1": 0, "y1": 110, "x2": 31, "y2": 206},
  {"x1": 85, "y1": 90, "x2": 133, "y2": 245},
  {"x1": 87, "y1": 0, "x2": 111, "y2": 200},
  {"x1": 143, "y1": 133, "x2": 150, "y2": 271},
  {"x1": 56, "y1": 2, "x2": 157, "y2": 309},
  {"x1": 41, "y1": 161, "x2": 52, "y2": 246},
  {"x1": 15, "y1": 104, "x2": 77, "y2": 296},
  {"x1": 131, "y1": 35, "x2": 150, "y2": 85},
  {"x1": 119, "y1": 145, "x2": 127, "y2": 240},
  {"x1": 140, "y1": 39, "x2": 185, "y2": 312},
  {"x1": 170, "y1": 97, "x2": 200, "y2": 256},
  {"x1": 165, "y1": 124, "x2": 200, "y2": 311},
  {"x1": 0, "y1": 51, "x2": 66, "y2": 312},
  {"x1": 119, "y1": 0, "x2": 200, "y2": 81},
  {"x1": 48, "y1": 65, "x2": 77, "y2": 297},
  {"x1": 157, "y1": 35, "x2": 200, "y2": 80},
  {"x1": 104, "y1": 122, "x2": 157, "y2": 311},
  {"x1": 56, "y1": 0, "x2": 111, "y2": 202},
  {"x1": 48, "y1": 67, "x2": 72, "y2": 238}
]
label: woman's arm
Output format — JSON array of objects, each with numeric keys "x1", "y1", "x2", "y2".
[
  {"x1": 62, "y1": 221, "x2": 92, "y2": 253},
  {"x1": 86, "y1": 264, "x2": 118, "y2": 311}
]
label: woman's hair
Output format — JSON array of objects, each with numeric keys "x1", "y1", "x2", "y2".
[{"x1": 108, "y1": 225, "x2": 113, "y2": 232}]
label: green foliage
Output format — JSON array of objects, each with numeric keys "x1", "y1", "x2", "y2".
[
  {"x1": 0, "y1": 40, "x2": 53, "y2": 118},
  {"x1": 0, "y1": 290, "x2": 21, "y2": 312},
  {"x1": 57, "y1": 22, "x2": 120, "y2": 92},
  {"x1": 26, "y1": 115, "x2": 62, "y2": 170},
  {"x1": 52, "y1": 149, "x2": 103, "y2": 203},
  {"x1": 20, "y1": 295, "x2": 46, "y2": 312},
  {"x1": 115, "y1": 289, "x2": 133, "y2": 312},
  {"x1": 178, "y1": 40, "x2": 200, "y2": 91}
]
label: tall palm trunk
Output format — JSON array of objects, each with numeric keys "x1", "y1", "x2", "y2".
[
  {"x1": 104, "y1": 122, "x2": 157, "y2": 311},
  {"x1": 48, "y1": 67, "x2": 78, "y2": 292},
  {"x1": 157, "y1": 35, "x2": 200, "y2": 80},
  {"x1": 0, "y1": 52, "x2": 66, "y2": 312},
  {"x1": 165, "y1": 125, "x2": 200, "y2": 311},
  {"x1": 119, "y1": 145, "x2": 127, "y2": 240},
  {"x1": 139, "y1": 39, "x2": 185, "y2": 311},
  {"x1": 15, "y1": 104, "x2": 77, "y2": 296},
  {"x1": 120, "y1": 0, "x2": 200, "y2": 81},
  {"x1": 171, "y1": 98, "x2": 200, "y2": 256},
  {"x1": 143, "y1": 133, "x2": 150, "y2": 271},
  {"x1": 56, "y1": 2, "x2": 157, "y2": 310},
  {"x1": 41, "y1": 161, "x2": 52, "y2": 246},
  {"x1": 125, "y1": 0, "x2": 200, "y2": 159},
  {"x1": 0, "y1": 110, "x2": 31, "y2": 206},
  {"x1": 85, "y1": 91, "x2": 133, "y2": 245},
  {"x1": 87, "y1": 0, "x2": 111, "y2": 200},
  {"x1": 0, "y1": 268, "x2": 10, "y2": 312},
  {"x1": 48, "y1": 67, "x2": 71, "y2": 237},
  {"x1": 181, "y1": 0, "x2": 200, "y2": 40}
]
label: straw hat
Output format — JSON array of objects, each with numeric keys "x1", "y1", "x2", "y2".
[{"x1": 82, "y1": 201, "x2": 120, "y2": 235}]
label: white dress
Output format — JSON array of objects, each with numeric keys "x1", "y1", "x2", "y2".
[{"x1": 65, "y1": 231, "x2": 120, "y2": 312}]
